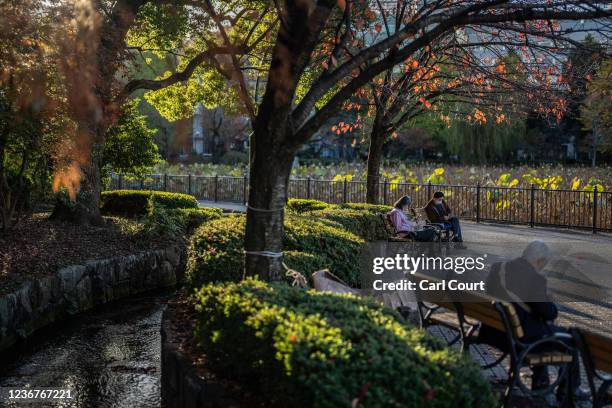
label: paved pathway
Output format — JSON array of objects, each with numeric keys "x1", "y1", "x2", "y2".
[{"x1": 199, "y1": 200, "x2": 246, "y2": 213}]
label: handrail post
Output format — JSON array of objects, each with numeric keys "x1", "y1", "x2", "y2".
[
  {"x1": 243, "y1": 175, "x2": 248, "y2": 205},
  {"x1": 214, "y1": 175, "x2": 219, "y2": 202},
  {"x1": 530, "y1": 184, "x2": 535, "y2": 228},
  {"x1": 163, "y1": 173, "x2": 168, "y2": 191},
  {"x1": 383, "y1": 179, "x2": 388, "y2": 205},
  {"x1": 188, "y1": 174, "x2": 192, "y2": 195},
  {"x1": 593, "y1": 186, "x2": 598, "y2": 234},
  {"x1": 343, "y1": 178, "x2": 348, "y2": 203},
  {"x1": 307, "y1": 177, "x2": 312, "y2": 199},
  {"x1": 476, "y1": 183, "x2": 481, "y2": 223}
]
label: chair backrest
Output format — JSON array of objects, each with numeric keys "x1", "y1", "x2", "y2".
[
  {"x1": 451, "y1": 290, "x2": 525, "y2": 339},
  {"x1": 578, "y1": 329, "x2": 612, "y2": 373},
  {"x1": 381, "y1": 213, "x2": 397, "y2": 236}
]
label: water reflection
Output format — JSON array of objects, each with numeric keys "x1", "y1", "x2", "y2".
[{"x1": 0, "y1": 292, "x2": 171, "y2": 408}]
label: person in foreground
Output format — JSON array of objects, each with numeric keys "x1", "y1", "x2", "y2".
[
  {"x1": 479, "y1": 240, "x2": 585, "y2": 402},
  {"x1": 425, "y1": 191, "x2": 463, "y2": 242},
  {"x1": 388, "y1": 196, "x2": 437, "y2": 242}
]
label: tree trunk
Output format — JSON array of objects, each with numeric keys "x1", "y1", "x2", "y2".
[
  {"x1": 243, "y1": 131, "x2": 294, "y2": 282},
  {"x1": 50, "y1": 149, "x2": 104, "y2": 226},
  {"x1": 50, "y1": 0, "x2": 145, "y2": 225},
  {"x1": 241, "y1": 0, "x2": 334, "y2": 281},
  {"x1": 366, "y1": 112, "x2": 387, "y2": 204}
]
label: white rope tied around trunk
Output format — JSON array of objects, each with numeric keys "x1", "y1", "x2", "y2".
[
  {"x1": 243, "y1": 204, "x2": 284, "y2": 258},
  {"x1": 243, "y1": 250, "x2": 283, "y2": 258},
  {"x1": 242, "y1": 204, "x2": 285, "y2": 258}
]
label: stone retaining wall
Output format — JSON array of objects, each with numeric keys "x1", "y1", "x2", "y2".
[
  {"x1": 0, "y1": 245, "x2": 185, "y2": 353},
  {"x1": 161, "y1": 303, "x2": 238, "y2": 408}
]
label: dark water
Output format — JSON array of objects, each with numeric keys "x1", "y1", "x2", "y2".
[{"x1": 0, "y1": 292, "x2": 171, "y2": 408}]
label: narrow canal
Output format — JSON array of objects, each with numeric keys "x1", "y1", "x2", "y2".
[{"x1": 0, "y1": 291, "x2": 172, "y2": 408}]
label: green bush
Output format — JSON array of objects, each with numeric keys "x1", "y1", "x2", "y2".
[
  {"x1": 187, "y1": 215, "x2": 245, "y2": 285},
  {"x1": 283, "y1": 250, "x2": 328, "y2": 283},
  {"x1": 307, "y1": 207, "x2": 388, "y2": 242},
  {"x1": 169, "y1": 207, "x2": 223, "y2": 232},
  {"x1": 337, "y1": 202, "x2": 392, "y2": 214},
  {"x1": 283, "y1": 215, "x2": 363, "y2": 286},
  {"x1": 194, "y1": 280, "x2": 496, "y2": 408},
  {"x1": 100, "y1": 190, "x2": 198, "y2": 217},
  {"x1": 140, "y1": 198, "x2": 184, "y2": 239},
  {"x1": 286, "y1": 198, "x2": 328, "y2": 213},
  {"x1": 186, "y1": 214, "x2": 363, "y2": 290}
]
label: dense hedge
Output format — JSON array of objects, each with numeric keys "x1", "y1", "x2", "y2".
[
  {"x1": 286, "y1": 198, "x2": 329, "y2": 213},
  {"x1": 100, "y1": 190, "x2": 198, "y2": 216},
  {"x1": 306, "y1": 207, "x2": 388, "y2": 242},
  {"x1": 194, "y1": 280, "x2": 496, "y2": 408},
  {"x1": 187, "y1": 215, "x2": 245, "y2": 285},
  {"x1": 186, "y1": 214, "x2": 364, "y2": 290},
  {"x1": 283, "y1": 250, "x2": 328, "y2": 282},
  {"x1": 337, "y1": 202, "x2": 393, "y2": 214},
  {"x1": 169, "y1": 207, "x2": 223, "y2": 232}
]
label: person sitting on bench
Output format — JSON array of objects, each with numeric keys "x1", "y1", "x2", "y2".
[
  {"x1": 479, "y1": 240, "x2": 584, "y2": 400},
  {"x1": 425, "y1": 191, "x2": 463, "y2": 242},
  {"x1": 388, "y1": 196, "x2": 437, "y2": 242}
]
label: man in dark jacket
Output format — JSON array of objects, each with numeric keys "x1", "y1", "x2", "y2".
[
  {"x1": 479, "y1": 242, "x2": 558, "y2": 348},
  {"x1": 478, "y1": 241, "x2": 581, "y2": 398},
  {"x1": 424, "y1": 191, "x2": 462, "y2": 242}
]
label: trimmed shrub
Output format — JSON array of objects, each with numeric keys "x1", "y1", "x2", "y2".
[
  {"x1": 194, "y1": 280, "x2": 496, "y2": 408},
  {"x1": 283, "y1": 215, "x2": 363, "y2": 286},
  {"x1": 100, "y1": 190, "x2": 198, "y2": 216},
  {"x1": 337, "y1": 202, "x2": 392, "y2": 214},
  {"x1": 186, "y1": 214, "x2": 363, "y2": 290},
  {"x1": 187, "y1": 215, "x2": 245, "y2": 286},
  {"x1": 286, "y1": 198, "x2": 328, "y2": 213},
  {"x1": 283, "y1": 250, "x2": 328, "y2": 282},
  {"x1": 307, "y1": 207, "x2": 388, "y2": 242},
  {"x1": 169, "y1": 207, "x2": 223, "y2": 232}
]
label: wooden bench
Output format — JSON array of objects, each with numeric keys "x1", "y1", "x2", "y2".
[
  {"x1": 411, "y1": 272, "x2": 575, "y2": 407},
  {"x1": 411, "y1": 207, "x2": 452, "y2": 242},
  {"x1": 571, "y1": 328, "x2": 612, "y2": 407},
  {"x1": 379, "y1": 213, "x2": 414, "y2": 242}
]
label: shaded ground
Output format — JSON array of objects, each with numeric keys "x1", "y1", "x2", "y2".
[
  {"x1": 0, "y1": 213, "x2": 173, "y2": 295},
  {"x1": 0, "y1": 291, "x2": 171, "y2": 408}
]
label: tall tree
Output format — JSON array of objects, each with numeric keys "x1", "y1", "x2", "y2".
[
  {"x1": 241, "y1": 0, "x2": 610, "y2": 280},
  {"x1": 49, "y1": 0, "x2": 272, "y2": 223},
  {"x1": 0, "y1": 0, "x2": 60, "y2": 230},
  {"x1": 581, "y1": 59, "x2": 612, "y2": 165}
]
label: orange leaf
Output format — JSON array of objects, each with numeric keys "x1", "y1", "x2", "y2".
[
  {"x1": 374, "y1": 23, "x2": 382, "y2": 33},
  {"x1": 337, "y1": 0, "x2": 346, "y2": 11}
]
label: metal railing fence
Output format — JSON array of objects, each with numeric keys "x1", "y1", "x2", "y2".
[{"x1": 108, "y1": 174, "x2": 612, "y2": 233}]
